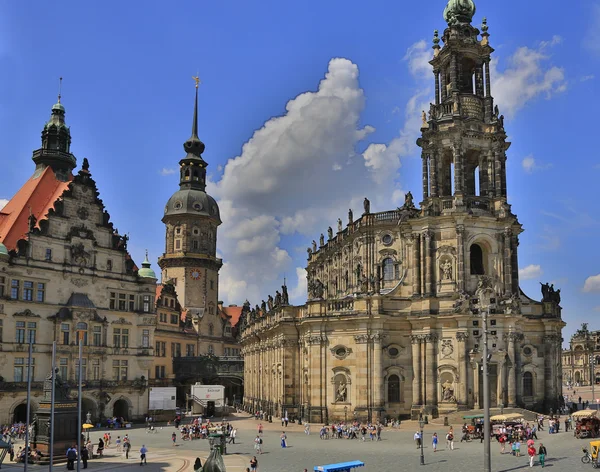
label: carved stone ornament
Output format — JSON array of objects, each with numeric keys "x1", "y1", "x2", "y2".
[
  {"x1": 437, "y1": 245, "x2": 457, "y2": 255},
  {"x1": 71, "y1": 277, "x2": 89, "y2": 288},
  {"x1": 441, "y1": 339, "x2": 454, "y2": 358},
  {"x1": 455, "y1": 332, "x2": 469, "y2": 342},
  {"x1": 13, "y1": 309, "x2": 40, "y2": 318},
  {"x1": 308, "y1": 335, "x2": 325, "y2": 345},
  {"x1": 111, "y1": 317, "x2": 132, "y2": 325},
  {"x1": 77, "y1": 207, "x2": 89, "y2": 220},
  {"x1": 331, "y1": 345, "x2": 353, "y2": 359},
  {"x1": 354, "y1": 334, "x2": 370, "y2": 344}
]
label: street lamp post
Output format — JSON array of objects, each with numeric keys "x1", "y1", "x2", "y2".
[
  {"x1": 482, "y1": 309, "x2": 491, "y2": 472},
  {"x1": 418, "y1": 413, "x2": 425, "y2": 465},
  {"x1": 590, "y1": 354, "x2": 596, "y2": 409}
]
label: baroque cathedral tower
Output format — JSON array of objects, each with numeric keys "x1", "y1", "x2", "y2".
[
  {"x1": 158, "y1": 80, "x2": 223, "y2": 324},
  {"x1": 240, "y1": 0, "x2": 564, "y2": 423}
]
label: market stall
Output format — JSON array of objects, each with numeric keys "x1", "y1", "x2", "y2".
[
  {"x1": 314, "y1": 461, "x2": 365, "y2": 472},
  {"x1": 573, "y1": 410, "x2": 600, "y2": 439}
]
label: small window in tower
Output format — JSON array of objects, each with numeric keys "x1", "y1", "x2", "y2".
[
  {"x1": 45, "y1": 249, "x2": 52, "y2": 261},
  {"x1": 382, "y1": 258, "x2": 394, "y2": 281},
  {"x1": 184, "y1": 168, "x2": 190, "y2": 180},
  {"x1": 107, "y1": 259, "x2": 112, "y2": 271},
  {"x1": 175, "y1": 227, "x2": 181, "y2": 235},
  {"x1": 193, "y1": 228, "x2": 200, "y2": 236},
  {"x1": 175, "y1": 240, "x2": 181, "y2": 250},
  {"x1": 193, "y1": 170, "x2": 199, "y2": 180},
  {"x1": 470, "y1": 243, "x2": 485, "y2": 275},
  {"x1": 192, "y1": 240, "x2": 199, "y2": 250},
  {"x1": 210, "y1": 280, "x2": 214, "y2": 290}
]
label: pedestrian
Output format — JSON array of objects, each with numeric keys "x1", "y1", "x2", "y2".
[
  {"x1": 258, "y1": 423, "x2": 263, "y2": 435},
  {"x1": 81, "y1": 446, "x2": 89, "y2": 469},
  {"x1": 414, "y1": 431, "x2": 421, "y2": 449},
  {"x1": 229, "y1": 428, "x2": 237, "y2": 444},
  {"x1": 432, "y1": 432, "x2": 438, "y2": 452},
  {"x1": 250, "y1": 455, "x2": 258, "y2": 472},
  {"x1": 446, "y1": 428, "x2": 454, "y2": 450},
  {"x1": 284, "y1": 416, "x2": 289, "y2": 427},
  {"x1": 281, "y1": 416, "x2": 285, "y2": 427},
  {"x1": 528, "y1": 442, "x2": 536, "y2": 467},
  {"x1": 172, "y1": 432, "x2": 177, "y2": 446},
  {"x1": 305, "y1": 422, "x2": 310, "y2": 435},
  {"x1": 66, "y1": 445, "x2": 77, "y2": 470},
  {"x1": 254, "y1": 435, "x2": 262, "y2": 454},
  {"x1": 194, "y1": 457, "x2": 203, "y2": 471},
  {"x1": 97, "y1": 437, "x2": 104, "y2": 457},
  {"x1": 515, "y1": 440, "x2": 521, "y2": 457},
  {"x1": 538, "y1": 443, "x2": 547, "y2": 468},
  {"x1": 139, "y1": 444, "x2": 148, "y2": 466},
  {"x1": 116, "y1": 435, "x2": 122, "y2": 452},
  {"x1": 499, "y1": 434, "x2": 506, "y2": 454},
  {"x1": 124, "y1": 439, "x2": 131, "y2": 459},
  {"x1": 280, "y1": 431, "x2": 287, "y2": 448}
]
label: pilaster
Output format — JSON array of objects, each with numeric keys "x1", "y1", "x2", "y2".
[
  {"x1": 411, "y1": 335, "x2": 422, "y2": 406},
  {"x1": 412, "y1": 234, "x2": 421, "y2": 297},
  {"x1": 456, "y1": 332, "x2": 469, "y2": 406},
  {"x1": 425, "y1": 334, "x2": 438, "y2": 406}
]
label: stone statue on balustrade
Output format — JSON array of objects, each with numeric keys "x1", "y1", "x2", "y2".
[
  {"x1": 363, "y1": 197, "x2": 370, "y2": 214},
  {"x1": 540, "y1": 282, "x2": 561, "y2": 305},
  {"x1": 348, "y1": 208, "x2": 353, "y2": 224},
  {"x1": 281, "y1": 285, "x2": 289, "y2": 305},
  {"x1": 274, "y1": 290, "x2": 282, "y2": 308},
  {"x1": 337, "y1": 218, "x2": 343, "y2": 232},
  {"x1": 261, "y1": 300, "x2": 268, "y2": 315},
  {"x1": 452, "y1": 291, "x2": 470, "y2": 314},
  {"x1": 267, "y1": 295, "x2": 274, "y2": 311},
  {"x1": 320, "y1": 233, "x2": 325, "y2": 246},
  {"x1": 328, "y1": 227, "x2": 333, "y2": 240},
  {"x1": 312, "y1": 240, "x2": 317, "y2": 252}
]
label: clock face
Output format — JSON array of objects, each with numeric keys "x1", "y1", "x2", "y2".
[{"x1": 190, "y1": 269, "x2": 201, "y2": 280}]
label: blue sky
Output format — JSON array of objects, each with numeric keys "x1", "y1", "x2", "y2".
[{"x1": 0, "y1": 0, "x2": 599, "y2": 344}]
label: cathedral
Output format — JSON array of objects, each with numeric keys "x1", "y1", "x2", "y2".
[{"x1": 240, "y1": 0, "x2": 565, "y2": 422}]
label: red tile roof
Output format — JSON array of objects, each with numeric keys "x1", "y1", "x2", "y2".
[
  {"x1": 221, "y1": 306, "x2": 243, "y2": 327},
  {"x1": 0, "y1": 167, "x2": 71, "y2": 250}
]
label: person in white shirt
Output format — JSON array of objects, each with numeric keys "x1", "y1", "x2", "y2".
[
  {"x1": 228, "y1": 428, "x2": 237, "y2": 444},
  {"x1": 414, "y1": 431, "x2": 422, "y2": 449}
]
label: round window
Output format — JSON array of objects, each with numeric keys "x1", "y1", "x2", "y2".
[
  {"x1": 335, "y1": 347, "x2": 347, "y2": 357},
  {"x1": 173, "y1": 200, "x2": 183, "y2": 210},
  {"x1": 388, "y1": 347, "x2": 399, "y2": 357},
  {"x1": 193, "y1": 228, "x2": 200, "y2": 236},
  {"x1": 193, "y1": 202, "x2": 203, "y2": 211},
  {"x1": 382, "y1": 234, "x2": 393, "y2": 245},
  {"x1": 523, "y1": 347, "x2": 532, "y2": 356}
]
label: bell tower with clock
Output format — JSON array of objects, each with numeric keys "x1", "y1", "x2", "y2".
[{"x1": 158, "y1": 78, "x2": 222, "y2": 319}]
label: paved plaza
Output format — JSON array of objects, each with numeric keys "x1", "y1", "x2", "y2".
[{"x1": 2, "y1": 413, "x2": 596, "y2": 471}]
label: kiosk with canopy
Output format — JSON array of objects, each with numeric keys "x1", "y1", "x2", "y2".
[{"x1": 314, "y1": 461, "x2": 365, "y2": 472}]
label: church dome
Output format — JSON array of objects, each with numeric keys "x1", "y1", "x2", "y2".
[
  {"x1": 0, "y1": 241, "x2": 8, "y2": 257},
  {"x1": 138, "y1": 251, "x2": 157, "y2": 279},
  {"x1": 164, "y1": 188, "x2": 221, "y2": 224},
  {"x1": 443, "y1": 0, "x2": 476, "y2": 25}
]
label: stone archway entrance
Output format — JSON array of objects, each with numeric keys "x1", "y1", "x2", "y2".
[
  {"x1": 13, "y1": 403, "x2": 28, "y2": 423},
  {"x1": 82, "y1": 398, "x2": 97, "y2": 424},
  {"x1": 113, "y1": 399, "x2": 129, "y2": 421}
]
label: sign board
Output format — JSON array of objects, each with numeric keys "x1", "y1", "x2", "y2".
[
  {"x1": 191, "y1": 384, "x2": 225, "y2": 407},
  {"x1": 149, "y1": 387, "x2": 177, "y2": 411}
]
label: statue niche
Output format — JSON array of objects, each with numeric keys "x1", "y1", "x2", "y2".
[
  {"x1": 440, "y1": 372, "x2": 456, "y2": 403},
  {"x1": 334, "y1": 373, "x2": 348, "y2": 403},
  {"x1": 437, "y1": 252, "x2": 456, "y2": 293}
]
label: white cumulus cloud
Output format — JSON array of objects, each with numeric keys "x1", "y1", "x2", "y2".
[
  {"x1": 160, "y1": 168, "x2": 176, "y2": 176},
  {"x1": 583, "y1": 274, "x2": 600, "y2": 293},
  {"x1": 491, "y1": 38, "x2": 567, "y2": 118},
  {"x1": 211, "y1": 58, "x2": 398, "y2": 306},
  {"x1": 519, "y1": 264, "x2": 544, "y2": 281},
  {"x1": 0, "y1": 198, "x2": 8, "y2": 210},
  {"x1": 522, "y1": 154, "x2": 552, "y2": 174}
]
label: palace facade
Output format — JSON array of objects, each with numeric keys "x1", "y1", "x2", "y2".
[
  {"x1": 240, "y1": 0, "x2": 565, "y2": 423},
  {"x1": 562, "y1": 324, "x2": 600, "y2": 386},
  {"x1": 0, "y1": 98, "x2": 157, "y2": 424}
]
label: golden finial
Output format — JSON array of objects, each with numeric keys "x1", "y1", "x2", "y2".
[
  {"x1": 192, "y1": 75, "x2": 201, "y2": 89},
  {"x1": 57, "y1": 77, "x2": 63, "y2": 103}
]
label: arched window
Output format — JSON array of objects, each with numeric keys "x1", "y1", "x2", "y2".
[
  {"x1": 470, "y1": 243, "x2": 485, "y2": 275},
  {"x1": 523, "y1": 372, "x2": 534, "y2": 397},
  {"x1": 208, "y1": 324, "x2": 214, "y2": 336},
  {"x1": 382, "y1": 258, "x2": 394, "y2": 281},
  {"x1": 388, "y1": 374, "x2": 400, "y2": 403}
]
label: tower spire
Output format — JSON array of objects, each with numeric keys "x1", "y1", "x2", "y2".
[
  {"x1": 191, "y1": 76, "x2": 200, "y2": 140},
  {"x1": 182, "y1": 76, "x2": 205, "y2": 158}
]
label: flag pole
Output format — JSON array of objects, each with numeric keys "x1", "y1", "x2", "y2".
[
  {"x1": 49, "y1": 341, "x2": 56, "y2": 471},
  {"x1": 24, "y1": 341, "x2": 33, "y2": 472},
  {"x1": 76, "y1": 337, "x2": 83, "y2": 472}
]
